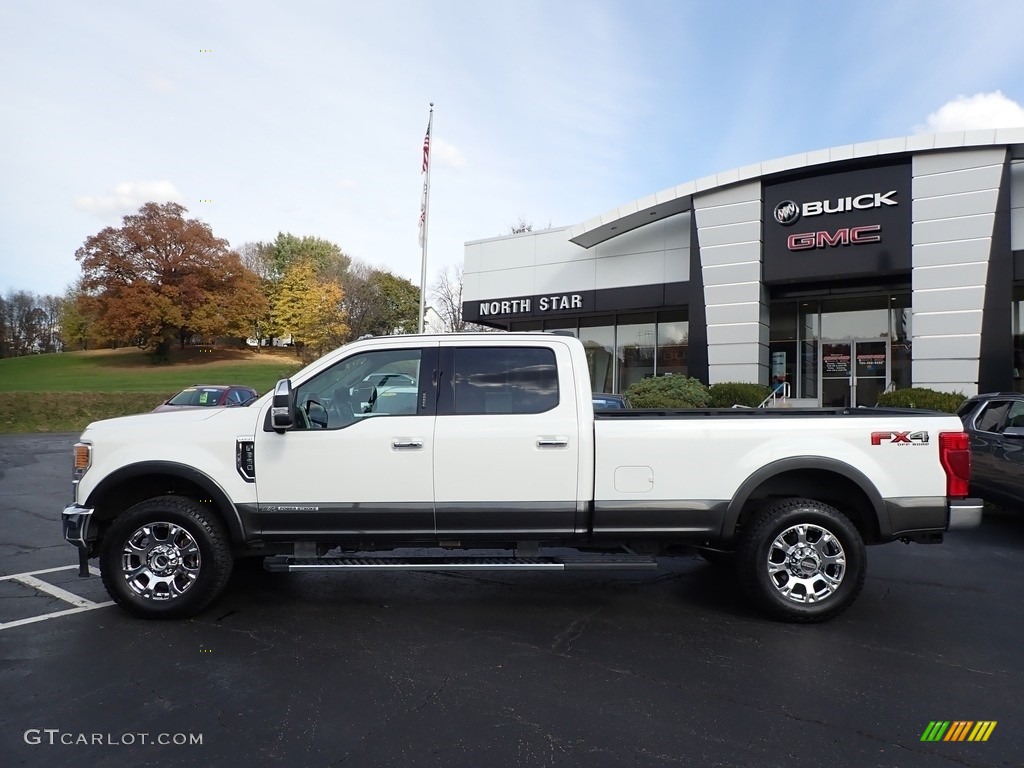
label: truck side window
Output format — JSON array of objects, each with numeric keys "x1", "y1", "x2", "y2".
[
  {"x1": 975, "y1": 401, "x2": 1011, "y2": 433},
  {"x1": 294, "y1": 349, "x2": 423, "y2": 429},
  {"x1": 451, "y1": 347, "x2": 558, "y2": 415}
]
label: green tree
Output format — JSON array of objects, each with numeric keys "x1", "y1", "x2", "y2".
[{"x1": 343, "y1": 265, "x2": 420, "y2": 339}]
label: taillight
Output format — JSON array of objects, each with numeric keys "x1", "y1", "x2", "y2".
[{"x1": 939, "y1": 432, "x2": 970, "y2": 498}]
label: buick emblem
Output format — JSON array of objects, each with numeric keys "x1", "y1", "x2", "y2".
[{"x1": 774, "y1": 200, "x2": 800, "y2": 226}]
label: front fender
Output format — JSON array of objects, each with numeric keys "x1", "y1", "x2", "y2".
[{"x1": 84, "y1": 461, "x2": 253, "y2": 546}]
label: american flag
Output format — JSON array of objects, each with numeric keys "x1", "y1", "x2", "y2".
[{"x1": 421, "y1": 120, "x2": 431, "y2": 173}]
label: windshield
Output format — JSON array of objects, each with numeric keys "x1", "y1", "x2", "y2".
[{"x1": 167, "y1": 388, "x2": 225, "y2": 406}]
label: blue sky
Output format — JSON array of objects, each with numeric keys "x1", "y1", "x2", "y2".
[{"x1": 3, "y1": 0, "x2": 1024, "y2": 298}]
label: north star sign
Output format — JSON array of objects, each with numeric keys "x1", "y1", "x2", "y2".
[{"x1": 478, "y1": 293, "x2": 584, "y2": 318}]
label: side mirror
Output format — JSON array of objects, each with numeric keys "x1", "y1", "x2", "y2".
[{"x1": 271, "y1": 379, "x2": 294, "y2": 432}]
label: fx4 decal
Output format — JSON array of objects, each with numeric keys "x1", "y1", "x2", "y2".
[{"x1": 871, "y1": 431, "x2": 929, "y2": 446}]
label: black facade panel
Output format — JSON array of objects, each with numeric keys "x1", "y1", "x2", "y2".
[
  {"x1": 687, "y1": 212, "x2": 709, "y2": 384},
  {"x1": 1013, "y1": 250, "x2": 1024, "y2": 281},
  {"x1": 978, "y1": 157, "x2": 1014, "y2": 393},
  {"x1": 463, "y1": 283, "x2": 691, "y2": 325},
  {"x1": 763, "y1": 163, "x2": 912, "y2": 284}
]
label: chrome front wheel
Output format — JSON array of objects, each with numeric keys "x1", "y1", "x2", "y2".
[{"x1": 101, "y1": 496, "x2": 232, "y2": 619}]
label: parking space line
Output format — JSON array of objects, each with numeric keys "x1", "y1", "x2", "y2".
[
  {"x1": 12, "y1": 574, "x2": 102, "y2": 608},
  {"x1": 0, "y1": 565, "x2": 113, "y2": 631},
  {"x1": 0, "y1": 602, "x2": 115, "y2": 630}
]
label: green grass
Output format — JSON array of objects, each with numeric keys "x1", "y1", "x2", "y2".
[{"x1": 0, "y1": 347, "x2": 304, "y2": 433}]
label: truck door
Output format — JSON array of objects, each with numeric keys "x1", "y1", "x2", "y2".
[
  {"x1": 254, "y1": 345, "x2": 438, "y2": 539},
  {"x1": 432, "y1": 342, "x2": 580, "y2": 537}
]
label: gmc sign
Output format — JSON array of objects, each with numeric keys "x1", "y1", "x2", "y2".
[{"x1": 787, "y1": 224, "x2": 882, "y2": 251}]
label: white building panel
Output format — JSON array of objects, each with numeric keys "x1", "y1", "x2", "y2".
[
  {"x1": 664, "y1": 249, "x2": 690, "y2": 283},
  {"x1": 699, "y1": 241, "x2": 762, "y2": 268},
  {"x1": 912, "y1": 286, "x2": 987, "y2": 314},
  {"x1": 695, "y1": 220, "x2": 761, "y2": 248},
  {"x1": 595, "y1": 251, "x2": 662, "y2": 290},
  {"x1": 912, "y1": 310, "x2": 983, "y2": 337},
  {"x1": 911, "y1": 262, "x2": 988, "y2": 291},
  {"x1": 912, "y1": 165, "x2": 1004, "y2": 199},
  {"x1": 913, "y1": 359, "x2": 980, "y2": 387},
  {"x1": 913, "y1": 214, "x2": 995, "y2": 245},
  {"x1": 477, "y1": 267, "x2": 535, "y2": 298},
  {"x1": 913, "y1": 335, "x2": 982, "y2": 361},
  {"x1": 912, "y1": 238, "x2": 993, "y2": 268},
  {"x1": 706, "y1": 323, "x2": 767, "y2": 346},
  {"x1": 704, "y1": 282, "x2": 762, "y2": 307},
  {"x1": 694, "y1": 200, "x2": 761, "y2": 229},
  {"x1": 912, "y1": 189, "x2": 999, "y2": 221},
  {"x1": 913, "y1": 148, "x2": 1007, "y2": 176},
  {"x1": 702, "y1": 261, "x2": 761, "y2": 286},
  {"x1": 534, "y1": 260, "x2": 596, "y2": 294}
]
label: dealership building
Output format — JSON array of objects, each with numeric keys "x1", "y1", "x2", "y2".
[{"x1": 461, "y1": 130, "x2": 1024, "y2": 406}]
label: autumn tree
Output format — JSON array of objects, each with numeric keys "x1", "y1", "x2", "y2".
[
  {"x1": 58, "y1": 282, "x2": 93, "y2": 351},
  {"x1": 75, "y1": 202, "x2": 267, "y2": 357},
  {"x1": 271, "y1": 259, "x2": 349, "y2": 358}
]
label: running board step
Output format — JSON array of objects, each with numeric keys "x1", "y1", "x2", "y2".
[{"x1": 263, "y1": 555, "x2": 658, "y2": 573}]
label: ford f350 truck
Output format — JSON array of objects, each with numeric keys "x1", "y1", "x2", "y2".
[{"x1": 62, "y1": 333, "x2": 981, "y2": 623}]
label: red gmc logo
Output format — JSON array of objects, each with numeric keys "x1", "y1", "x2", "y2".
[
  {"x1": 871, "y1": 431, "x2": 930, "y2": 446},
  {"x1": 787, "y1": 224, "x2": 882, "y2": 251}
]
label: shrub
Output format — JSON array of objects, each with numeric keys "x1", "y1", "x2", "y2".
[
  {"x1": 625, "y1": 375, "x2": 711, "y2": 408},
  {"x1": 875, "y1": 387, "x2": 967, "y2": 413},
  {"x1": 709, "y1": 382, "x2": 773, "y2": 408}
]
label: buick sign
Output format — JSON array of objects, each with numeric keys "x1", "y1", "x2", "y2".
[{"x1": 774, "y1": 200, "x2": 800, "y2": 226}]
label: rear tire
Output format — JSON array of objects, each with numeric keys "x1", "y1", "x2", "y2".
[
  {"x1": 100, "y1": 496, "x2": 233, "y2": 619},
  {"x1": 737, "y1": 498, "x2": 866, "y2": 623}
]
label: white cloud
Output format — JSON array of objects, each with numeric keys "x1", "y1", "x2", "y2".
[
  {"x1": 916, "y1": 91, "x2": 1024, "y2": 133},
  {"x1": 433, "y1": 136, "x2": 467, "y2": 169},
  {"x1": 73, "y1": 180, "x2": 185, "y2": 217}
]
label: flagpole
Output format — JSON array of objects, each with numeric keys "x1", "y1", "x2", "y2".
[{"x1": 418, "y1": 103, "x2": 434, "y2": 334}]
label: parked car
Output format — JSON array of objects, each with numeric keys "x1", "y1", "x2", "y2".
[
  {"x1": 958, "y1": 392, "x2": 1024, "y2": 505},
  {"x1": 592, "y1": 393, "x2": 631, "y2": 410},
  {"x1": 153, "y1": 385, "x2": 258, "y2": 413}
]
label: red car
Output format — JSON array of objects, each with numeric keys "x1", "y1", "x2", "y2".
[{"x1": 153, "y1": 385, "x2": 258, "y2": 413}]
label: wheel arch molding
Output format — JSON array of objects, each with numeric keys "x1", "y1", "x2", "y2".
[
  {"x1": 84, "y1": 461, "x2": 248, "y2": 546},
  {"x1": 722, "y1": 457, "x2": 890, "y2": 543}
]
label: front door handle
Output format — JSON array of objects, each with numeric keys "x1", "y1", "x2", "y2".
[
  {"x1": 392, "y1": 439, "x2": 424, "y2": 450},
  {"x1": 537, "y1": 437, "x2": 569, "y2": 448}
]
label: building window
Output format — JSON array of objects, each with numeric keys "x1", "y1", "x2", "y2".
[
  {"x1": 657, "y1": 312, "x2": 689, "y2": 377},
  {"x1": 580, "y1": 317, "x2": 615, "y2": 393},
  {"x1": 616, "y1": 314, "x2": 656, "y2": 393}
]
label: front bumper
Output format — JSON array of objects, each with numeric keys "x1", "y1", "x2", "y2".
[
  {"x1": 62, "y1": 504, "x2": 95, "y2": 551},
  {"x1": 948, "y1": 498, "x2": 984, "y2": 530}
]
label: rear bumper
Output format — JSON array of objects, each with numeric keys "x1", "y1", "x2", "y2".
[{"x1": 947, "y1": 498, "x2": 984, "y2": 530}]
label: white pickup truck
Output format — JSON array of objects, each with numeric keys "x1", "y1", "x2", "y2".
[{"x1": 62, "y1": 333, "x2": 981, "y2": 623}]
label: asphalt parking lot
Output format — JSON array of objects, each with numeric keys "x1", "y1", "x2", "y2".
[{"x1": 1, "y1": 433, "x2": 1022, "y2": 767}]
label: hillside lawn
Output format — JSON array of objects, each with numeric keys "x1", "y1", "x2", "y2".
[{"x1": 0, "y1": 347, "x2": 304, "y2": 433}]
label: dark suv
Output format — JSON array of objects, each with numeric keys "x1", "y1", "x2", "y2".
[{"x1": 958, "y1": 392, "x2": 1024, "y2": 506}]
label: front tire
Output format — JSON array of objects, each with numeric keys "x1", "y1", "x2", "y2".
[
  {"x1": 737, "y1": 498, "x2": 866, "y2": 623},
  {"x1": 100, "y1": 496, "x2": 233, "y2": 619}
]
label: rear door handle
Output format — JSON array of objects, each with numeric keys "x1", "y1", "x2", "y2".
[
  {"x1": 537, "y1": 437, "x2": 569, "y2": 448},
  {"x1": 392, "y1": 439, "x2": 424, "y2": 450}
]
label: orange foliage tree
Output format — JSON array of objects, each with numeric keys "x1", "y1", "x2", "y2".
[{"x1": 75, "y1": 202, "x2": 267, "y2": 354}]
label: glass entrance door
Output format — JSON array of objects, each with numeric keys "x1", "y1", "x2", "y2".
[{"x1": 820, "y1": 340, "x2": 889, "y2": 407}]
